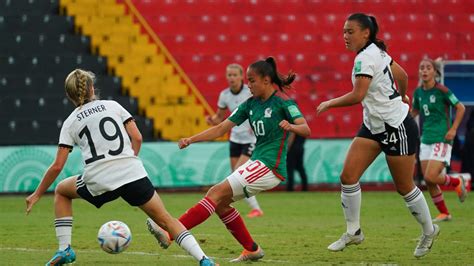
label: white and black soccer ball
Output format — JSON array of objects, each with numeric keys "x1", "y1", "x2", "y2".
[{"x1": 97, "y1": 221, "x2": 132, "y2": 254}]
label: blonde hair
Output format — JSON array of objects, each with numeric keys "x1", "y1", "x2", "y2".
[
  {"x1": 65, "y1": 69, "x2": 96, "y2": 107},
  {"x1": 226, "y1": 63, "x2": 244, "y2": 75}
]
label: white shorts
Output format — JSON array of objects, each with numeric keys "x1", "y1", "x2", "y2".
[
  {"x1": 227, "y1": 159, "x2": 281, "y2": 201},
  {"x1": 419, "y1": 143, "x2": 452, "y2": 166}
]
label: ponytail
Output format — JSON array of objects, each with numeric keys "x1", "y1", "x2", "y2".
[
  {"x1": 250, "y1": 56, "x2": 296, "y2": 91},
  {"x1": 348, "y1": 13, "x2": 387, "y2": 51}
]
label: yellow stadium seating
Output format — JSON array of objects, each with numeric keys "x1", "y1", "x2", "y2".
[{"x1": 61, "y1": 0, "x2": 213, "y2": 140}]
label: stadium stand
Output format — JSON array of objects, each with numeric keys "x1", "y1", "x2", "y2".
[
  {"x1": 2, "y1": 0, "x2": 473, "y2": 141},
  {"x1": 130, "y1": 0, "x2": 473, "y2": 138},
  {"x1": 60, "y1": 0, "x2": 214, "y2": 140},
  {"x1": 0, "y1": 0, "x2": 154, "y2": 145}
]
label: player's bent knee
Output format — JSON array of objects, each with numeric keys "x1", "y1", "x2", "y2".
[
  {"x1": 424, "y1": 173, "x2": 439, "y2": 184},
  {"x1": 339, "y1": 173, "x2": 359, "y2": 185},
  {"x1": 205, "y1": 185, "x2": 225, "y2": 205}
]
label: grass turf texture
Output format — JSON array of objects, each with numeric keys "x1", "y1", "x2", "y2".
[{"x1": 1, "y1": 191, "x2": 472, "y2": 265}]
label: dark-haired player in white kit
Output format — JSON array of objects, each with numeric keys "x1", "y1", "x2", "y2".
[
  {"x1": 206, "y1": 63, "x2": 264, "y2": 218},
  {"x1": 25, "y1": 69, "x2": 216, "y2": 266},
  {"x1": 317, "y1": 13, "x2": 439, "y2": 258}
]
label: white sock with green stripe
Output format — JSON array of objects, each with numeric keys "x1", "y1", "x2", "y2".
[{"x1": 55, "y1": 216, "x2": 73, "y2": 250}]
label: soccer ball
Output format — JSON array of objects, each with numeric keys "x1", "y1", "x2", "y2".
[{"x1": 97, "y1": 221, "x2": 132, "y2": 254}]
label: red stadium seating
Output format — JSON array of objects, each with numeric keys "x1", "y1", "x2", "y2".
[{"x1": 131, "y1": 0, "x2": 474, "y2": 138}]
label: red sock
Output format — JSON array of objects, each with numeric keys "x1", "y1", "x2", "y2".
[
  {"x1": 444, "y1": 175, "x2": 460, "y2": 187},
  {"x1": 219, "y1": 208, "x2": 256, "y2": 251},
  {"x1": 432, "y1": 193, "x2": 449, "y2": 214},
  {"x1": 179, "y1": 197, "x2": 216, "y2": 230}
]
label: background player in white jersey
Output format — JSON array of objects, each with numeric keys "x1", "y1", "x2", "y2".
[
  {"x1": 206, "y1": 63, "x2": 264, "y2": 218},
  {"x1": 317, "y1": 13, "x2": 439, "y2": 258},
  {"x1": 411, "y1": 58, "x2": 467, "y2": 222},
  {"x1": 25, "y1": 69, "x2": 216, "y2": 266}
]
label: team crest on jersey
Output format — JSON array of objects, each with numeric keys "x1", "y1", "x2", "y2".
[
  {"x1": 430, "y1": 95, "x2": 436, "y2": 103},
  {"x1": 264, "y1": 108, "x2": 272, "y2": 118}
]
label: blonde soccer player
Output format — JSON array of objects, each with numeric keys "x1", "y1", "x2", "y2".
[{"x1": 25, "y1": 69, "x2": 216, "y2": 266}]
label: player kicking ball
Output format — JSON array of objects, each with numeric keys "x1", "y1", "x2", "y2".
[{"x1": 147, "y1": 57, "x2": 310, "y2": 262}]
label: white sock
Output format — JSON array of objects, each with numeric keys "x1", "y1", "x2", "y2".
[
  {"x1": 403, "y1": 187, "x2": 434, "y2": 235},
  {"x1": 175, "y1": 230, "x2": 207, "y2": 261},
  {"x1": 245, "y1": 196, "x2": 261, "y2": 210},
  {"x1": 55, "y1": 216, "x2": 73, "y2": 250},
  {"x1": 341, "y1": 183, "x2": 361, "y2": 235}
]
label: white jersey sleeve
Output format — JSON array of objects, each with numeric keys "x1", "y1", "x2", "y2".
[
  {"x1": 352, "y1": 43, "x2": 409, "y2": 134},
  {"x1": 354, "y1": 52, "x2": 376, "y2": 78},
  {"x1": 59, "y1": 100, "x2": 148, "y2": 196},
  {"x1": 59, "y1": 116, "x2": 75, "y2": 149}
]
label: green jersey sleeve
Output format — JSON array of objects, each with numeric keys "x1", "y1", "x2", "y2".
[
  {"x1": 283, "y1": 100, "x2": 303, "y2": 123},
  {"x1": 443, "y1": 89, "x2": 460, "y2": 106},
  {"x1": 228, "y1": 100, "x2": 249, "y2": 126}
]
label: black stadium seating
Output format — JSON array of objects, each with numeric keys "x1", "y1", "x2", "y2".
[{"x1": 0, "y1": 0, "x2": 154, "y2": 145}]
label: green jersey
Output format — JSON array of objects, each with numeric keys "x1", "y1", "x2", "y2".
[
  {"x1": 412, "y1": 83, "x2": 459, "y2": 144},
  {"x1": 228, "y1": 91, "x2": 303, "y2": 180}
]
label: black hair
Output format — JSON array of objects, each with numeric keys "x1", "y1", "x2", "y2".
[
  {"x1": 248, "y1": 56, "x2": 296, "y2": 91},
  {"x1": 347, "y1": 13, "x2": 387, "y2": 51}
]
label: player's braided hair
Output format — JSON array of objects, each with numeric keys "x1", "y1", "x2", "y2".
[
  {"x1": 249, "y1": 56, "x2": 296, "y2": 92},
  {"x1": 348, "y1": 13, "x2": 387, "y2": 52},
  {"x1": 65, "y1": 69, "x2": 96, "y2": 107}
]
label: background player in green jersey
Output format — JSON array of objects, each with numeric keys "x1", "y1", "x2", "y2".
[
  {"x1": 411, "y1": 58, "x2": 467, "y2": 222},
  {"x1": 147, "y1": 57, "x2": 310, "y2": 262}
]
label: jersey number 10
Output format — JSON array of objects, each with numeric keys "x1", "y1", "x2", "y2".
[
  {"x1": 251, "y1": 120, "x2": 265, "y2": 136},
  {"x1": 79, "y1": 117, "x2": 124, "y2": 164}
]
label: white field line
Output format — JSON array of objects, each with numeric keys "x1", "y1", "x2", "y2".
[{"x1": 0, "y1": 247, "x2": 289, "y2": 263}]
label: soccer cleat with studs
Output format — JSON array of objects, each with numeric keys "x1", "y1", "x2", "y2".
[
  {"x1": 146, "y1": 218, "x2": 171, "y2": 249},
  {"x1": 455, "y1": 175, "x2": 468, "y2": 203},
  {"x1": 229, "y1": 246, "x2": 264, "y2": 262},
  {"x1": 45, "y1": 245, "x2": 76, "y2": 266},
  {"x1": 414, "y1": 224, "x2": 440, "y2": 258},
  {"x1": 432, "y1": 213, "x2": 452, "y2": 222},
  {"x1": 328, "y1": 229, "x2": 365, "y2": 251}
]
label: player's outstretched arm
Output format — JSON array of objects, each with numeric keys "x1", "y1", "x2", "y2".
[
  {"x1": 279, "y1": 117, "x2": 311, "y2": 137},
  {"x1": 26, "y1": 147, "x2": 70, "y2": 214},
  {"x1": 178, "y1": 119, "x2": 236, "y2": 149},
  {"x1": 316, "y1": 76, "x2": 371, "y2": 115},
  {"x1": 125, "y1": 120, "x2": 142, "y2": 156},
  {"x1": 206, "y1": 108, "x2": 227, "y2": 126}
]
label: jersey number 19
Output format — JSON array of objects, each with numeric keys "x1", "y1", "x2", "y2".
[{"x1": 79, "y1": 117, "x2": 124, "y2": 164}]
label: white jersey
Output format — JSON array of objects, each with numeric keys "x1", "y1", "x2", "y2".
[
  {"x1": 217, "y1": 85, "x2": 256, "y2": 144},
  {"x1": 59, "y1": 100, "x2": 147, "y2": 196},
  {"x1": 352, "y1": 43, "x2": 409, "y2": 134}
]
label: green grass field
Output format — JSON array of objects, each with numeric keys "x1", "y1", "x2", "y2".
[{"x1": 1, "y1": 191, "x2": 472, "y2": 265}]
